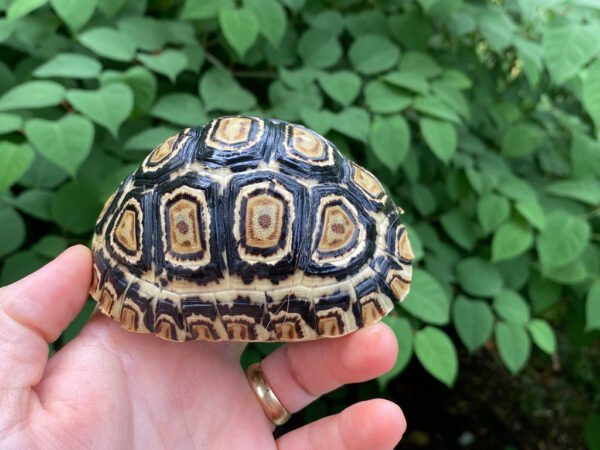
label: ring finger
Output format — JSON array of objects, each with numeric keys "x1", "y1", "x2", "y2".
[{"x1": 259, "y1": 322, "x2": 398, "y2": 414}]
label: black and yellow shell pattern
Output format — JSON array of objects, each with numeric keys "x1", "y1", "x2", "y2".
[{"x1": 90, "y1": 116, "x2": 413, "y2": 342}]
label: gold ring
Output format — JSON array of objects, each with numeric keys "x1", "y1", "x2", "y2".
[{"x1": 246, "y1": 362, "x2": 291, "y2": 426}]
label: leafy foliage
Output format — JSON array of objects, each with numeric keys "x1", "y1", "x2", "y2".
[{"x1": 0, "y1": 0, "x2": 599, "y2": 435}]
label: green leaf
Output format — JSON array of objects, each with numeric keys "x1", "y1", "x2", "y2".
[
  {"x1": 536, "y1": 211, "x2": 590, "y2": 271},
  {"x1": 299, "y1": 108, "x2": 334, "y2": 136},
  {"x1": 245, "y1": 0, "x2": 286, "y2": 47},
  {"x1": 25, "y1": 115, "x2": 94, "y2": 176},
  {"x1": 0, "y1": 18, "x2": 17, "y2": 43},
  {"x1": 0, "y1": 142, "x2": 35, "y2": 193},
  {"x1": 584, "y1": 414, "x2": 600, "y2": 450},
  {"x1": 583, "y1": 59, "x2": 600, "y2": 135},
  {"x1": 542, "y1": 17, "x2": 600, "y2": 85},
  {"x1": 125, "y1": 126, "x2": 179, "y2": 151},
  {"x1": 414, "y1": 326, "x2": 458, "y2": 387},
  {"x1": 492, "y1": 221, "x2": 534, "y2": 262},
  {"x1": 586, "y1": 280, "x2": 600, "y2": 331},
  {"x1": 493, "y1": 289, "x2": 530, "y2": 325},
  {"x1": 544, "y1": 258, "x2": 588, "y2": 285},
  {"x1": 199, "y1": 68, "x2": 256, "y2": 112},
  {"x1": 19, "y1": 153, "x2": 67, "y2": 189},
  {"x1": 515, "y1": 198, "x2": 546, "y2": 230},
  {"x1": 400, "y1": 269, "x2": 450, "y2": 325},
  {"x1": 477, "y1": 193, "x2": 510, "y2": 233},
  {"x1": 496, "y1": 175, "x2": 537, "y2": 201},
  {"x1": 219, "y1": 7, "x2": 259, "y2": 58},
  {"x1": 440, "y1": 208, "x2": 478, "y2": 250},
  {"x1": 102, "y1": 67, "x2": 157, "y2": 117},
  {"x1": 332, "y1": 107, "x2": 369, "y2": 142},
  {"x1": 0, "y1": 206, "x2": 26, "y2": 257},
  {"x1": 316, "y1": 71, "x2": 361, "y2": 106},
  {"x1": 51, "y1": 180, "x2": 101, "y2": 234},
  {"x1": 151, "y1": 93, "x2": 206, "y2": 127},
  {"x1": 13, "y1": 189, "x2": 53, "y2": 221},
  {"x1": 369, "y1": 115, "x2": 410, "y2": 172},
  {"x1": 383, "y1": 71, "x2": 429, "y2": 95},
  {"x1": 280, "y1": 0, "x2": 304, "y2": 12},
  {"x1": 453, "y1": 295, "x2": 494, "y2": 353},
  {"x1": 478, "y1": 8, "x2": 515, "y2": 52},
  {"x1": 79, "y1": 27, "x2": 136, "y2": 62},
  {"x1": 180, "y1": 0, "x2": 232, "y2": 19},
  {"x1": 364, "y1": 80, "x2": 412, "y2": 114},
  {"x1": 50, "y1": 0, "x2": 96, "y2": 30},
  {"x1": 0, "y1": 113, "x2": 22, "y2": 134},
  {"x1": 414, "y1": 96, "x2": 461, "y2": 124},
  {"x1": 528, "y1": 273, "x2": 561, "y2": 314},
  {"x1": 1, "y1": 250, "x2": 49, "y2": 286},
  {"x1": 439, "y1": 69, "x2": 472, "y2": 90},
  {"x1": 411, "y1": 183, "x2": 437, "y2": 216},
  {"x1": 420, "y1": 118, "x2": 457, "y2": 163},
  {"x1": 495, "y1": 321, "x2": 531, "y2": 374},
  {"x1": 456, "y1": 257, "x2": 503, "y2": 298},
  {"x1": 279, "y1": 67, "x2": 318, "y2": 89},
  {"x1": 298, "y1": 29, "x2": 342, "y2": 69},
  {"x1": 349, "y1": 35, "x2": 399, "y2": 75},
  {"x1": 527, "y1": 319, "x2": 556, "y2": 354},
  {"x1": 7, "y1": 0, "x2": 47, "y2": 19},
  {"x1": 378, "y1": 316, "x2": 413, "y2": 388},
  {"x1": 571, "y1": 132, "x2": 600, "y2": 178},
  {"x1": 118, "y1": 17, "x2": 165, "y2": 52},
  {"x1": 33, "y1": 53, "x2": 102, "y2": 79},
  {"x1": 400, "y1": 51, "x2": 441, "y2": 78},
  {"x1": 501, "y1": 123, "x2": 544, "y2": 157},
  {"x1": 32, "y1": 235, "x2": 68, "y2": 259},
  {"x1": 138, "y1": 50, "x2": 188, "y2": 83},
  {"x1": 67, "y1": 83, "x2": 133, "y2": 136},
  {"x1": 545, "y1": 178, "x2": 600, "y2": 206},
  {"x1": 0, "y1": 81, "x2": 65, "y2": 111},
  {"x1": 268, "y1": 81, "x2": 322, "y2": 122},
  {"x1": 96, "y1": 0, "x2": 125, "y2": 16}
]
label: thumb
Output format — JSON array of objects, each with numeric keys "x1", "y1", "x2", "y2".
[{"x1": 0, "y1": 245, "x2": 92, "y2": 390}]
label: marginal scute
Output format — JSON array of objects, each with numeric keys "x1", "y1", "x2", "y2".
[
  {"x1": 396, "y1": 227, "x2": 414, "y2": 262},
  {"x1": 359, "y1": 294, "x2": 386, "y2": 326},
  {"x1": 317, "y1": 312, "x2": 344, "y2": 336},
  {"x1": 390, "y1": 275, "x2": 410, "y2": 300}
]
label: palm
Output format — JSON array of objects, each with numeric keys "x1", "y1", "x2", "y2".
[{"x1": 0, "y1": 246, "x2": 405, "y2": 450}]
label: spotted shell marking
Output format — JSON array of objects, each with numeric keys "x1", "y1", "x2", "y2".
[{"x1": 91, "y1": 116, "x2": 413, "y2": 342}]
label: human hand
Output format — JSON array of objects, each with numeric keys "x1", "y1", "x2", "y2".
[{"x1": 0, "y1": 245, "x2": 406, "y2": 449}]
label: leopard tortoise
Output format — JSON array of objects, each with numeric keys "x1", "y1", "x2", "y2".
[{"x1": 90, "y1": 116, "x2": 413, "y2": 342}]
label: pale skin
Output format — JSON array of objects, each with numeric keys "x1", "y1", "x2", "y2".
[{"x1": 0, "y1": 245, "x2": 406, "y2": 449}]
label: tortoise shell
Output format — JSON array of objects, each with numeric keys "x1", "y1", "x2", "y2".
[{"x1": 90, "y1": 116, "x2": 413, "y2": 342}]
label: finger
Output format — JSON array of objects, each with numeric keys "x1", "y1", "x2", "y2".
[
  {"x1": 0, "y1": 245, "x2": 92, "y2": 388},
  {"x1": 261, "y1": 323, "x2": 397, "y2": 413},
  {"x1": 277, "y1": 399, "x2": 406, "y2": 450}
]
